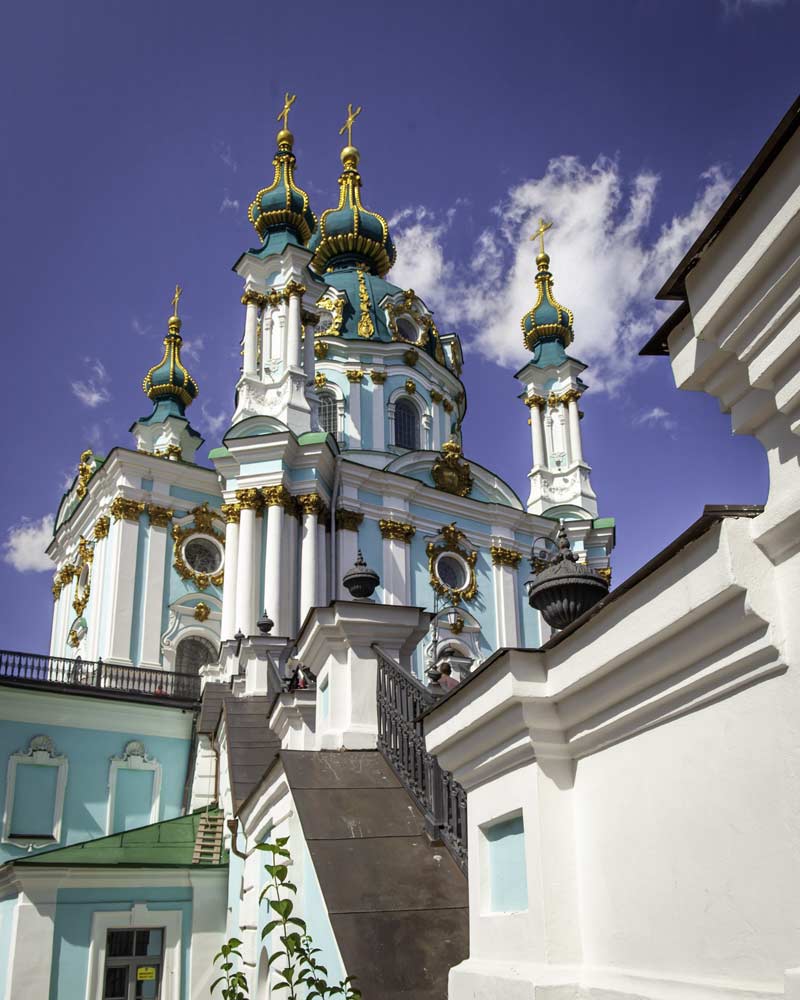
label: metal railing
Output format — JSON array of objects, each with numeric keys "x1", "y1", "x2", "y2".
[
  {"x1": 0, "y1": 649, "x2": 201, "y2": 703},
  {"x1": 375, "y1": 646, "x2": 468, "y2": 874}
]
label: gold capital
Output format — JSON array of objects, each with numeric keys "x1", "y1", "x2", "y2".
[
  {"x1": 379, "y1": 519, "x2": 415, "y2": 543},
  {"x1": 236, "y1": 488, "x2": 262, "y2": 511},
  {"x1": 297, "y1": 493, "x2": 325, "y2": 516},
  {"x1": 490, "y1": 544, "x2": 523, "y2": 568},
  {"x1": 339, "y1": 102, "x2": 363, "y2": 147},
  {"x1": 220, "y1": 502, "x2": 241, "y2": 524}
]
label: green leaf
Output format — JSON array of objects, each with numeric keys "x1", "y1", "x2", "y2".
[
  {"x1": 283, "y1": 881, "x2": 298, "y2": 894},
  {"x1": 276, "y1": 836, "x2": 290, "y2": 846},
  {"x1": 270, "y1": 898, "x2": 293, "y2": 918}
]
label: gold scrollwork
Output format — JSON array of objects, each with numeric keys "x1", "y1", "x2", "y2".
[
  {"x1": 261, "y1": 485, "x2": 293, "y2": 509},
  {"x1": 146, "y1": 504, "x2": 174, "y2": 528},
  {"x1": 296, "y1": 493, "x2": 325, "y2": 516},
  {"x1": 345, "y1": 369, "x2": 364, "y2": 383},
  {"x1": 76, "y1": 449, "x2": 95, "y2": 501},
  {"x1": 490, "y1": 545, "x2": 523, "y2": 568},
  {"x1": 235, "y1": 489, "x2": 262, "y2": 511},
  {"x1": 172, "y1": 504, "x2": 226, "y2": 590},
  {"x1": 110, "y1": 497, "x2": 145, "y2": 522},
  {"x1": 94, "y1": 516, "x2": 110, "y2": 540},
  {"x1": 379, "y1": 519, "x2": 415, "y2": 543},
  {"x1": 356, "y1": 270, "x2": 375, "y2": 338},
  {"x1": 220, "y1": 502, "x2": 241, "y2": 524},
  {"x1": 315, "y1": 294, "x2": 344, "y2": 337},
  {"x1": 282, "y1": 280, "x2": 307, "y2": 299},
  {"x1": 314, "y1": 341, "x2": 329, "y2": 360},
  {"x1": 193, "y1": 602, "x2": 211, "y2": 622},
  {"x1": 314, "y1": 372, "x2": 328, "y2": 389},
  {"x1": 426, "y1": 522, "x2": 478, "y2": 605},
  {"x1": 241, "y1": 289, "x2": 268, "y2": 308},
  {"x1": 431, "y1": 439, "x2": 472, "y2": 498}
]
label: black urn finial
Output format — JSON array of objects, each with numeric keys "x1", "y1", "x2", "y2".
[
  {"x1": 342, "y1": 549, "x2": 380, "y2": 601},
  {"x1": 525, "y1": 522, "x2": 609, "y2": 630},
  {"x1": 257, "y1": 609, "x2": 274, "y2": 634}
]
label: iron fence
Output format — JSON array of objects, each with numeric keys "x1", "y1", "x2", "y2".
[
  {"x1": 0, "y1": 648, "x2": 201, "y2": 703},
  {"x1": 375, "y1": 645, "x2": 468, "y2": 874}
]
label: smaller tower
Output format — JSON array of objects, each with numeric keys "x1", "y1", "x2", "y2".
[
  {"x1": 516, "y1": 221, "x2": 598, "y2": 517},
  {"x1": 131, "y1": 285, "x2": 203, "y2": 462}
]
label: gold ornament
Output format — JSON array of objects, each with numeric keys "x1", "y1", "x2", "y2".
[
  {"x1": 490, "y1": 545, "x2": 523, "y2": 568},
  {"x1": 403, "y1": 349, "x2": 418, "y2": 366},
  {"x1": 94, "y1": 516, "x2": 110, "y2": 540},
  {"x1": 442, "y1": 398, "x2": 453, "y2": 413},
  {"x1": 261, "y1": 485, "x2": 293, "y2": 509},
  {"x1": 379, "y1": 519, "x2": 415, "y2": 543},
  {"x1": 235, "y1": 489, "x2": 262, "y2": 511},
  {"x1": 315, "y1": 294, "x2": 344, "y2": 337},
  {"x1": 431, "y1": 439, "x2": 473, "y2": 498},
  {"x1": 220, "y1": 502, "x2": 241, "y2": 524},
  {"x1": 146, "y1": 504, "x2": 174, "y2": 527},
  {"x1": 370, "y1": 369, "x2": 387, "y2": 384},
  {"x1": 314, "y1": 341, "x2": 329, "y2": 360},
  {"x1": 336, "y1": 509, "x2": 364, "y2": 531},
  {"x1": 193, "y1": 602, "x2": 211, "y2": 622},
  {"x1": 426, "y1": 523, "x2": 478, "y2": 605},
  {"x1": 76, "y1": 449, "x2": 95, "y2": 501},
  {"x1": 345, "y1": 369, "x2": 364, "y2": 383},
  {"x1": 430, "y1": 390, "x2": 443, "y2": 404},
  {"x1": 296, "y1": 493, "x2": 325, "y2": 516},
  {"x1": 405, "y1": 379, "x2": 416, "y2": 394},
  {"x1": 172, "y1": 504, "x2": 225, "y2": 589},
  {"x1": 314, "y1": 372, "x2": 328, "y2": 389},
  {"x1": 110, "y1": 497, "x2": 145, "y2": 522},
  {"x1": 356, "y1": 270, "x2": 375, "y2": 338}
]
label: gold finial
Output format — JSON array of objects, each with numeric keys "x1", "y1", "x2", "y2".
[
  {"x1": 277, "y1": 91, "x2": 296, "y2": 131},
  {"x1": 530, "y1": 218, "x2": 553, "y2": 257},
  {"x1": 339, "y1": 102, "x2": 363, "y2": 148},
  {"x1": 171, "y1": 284, "x2": 183, "y2": 318}
]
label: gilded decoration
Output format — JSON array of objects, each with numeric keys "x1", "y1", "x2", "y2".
[
  {"x1": 442, "y1": 399, "x2": 453, "y2": 413},
  {"x1": 67, "y1": 628, "x2": 81, "y2": 649},
  {"x1": 76, "y1": 449, "x2": 95, "y2": 500},
  {"x1": 172, "y1": 504, "x2": 225, "y2": 590},
  {"x1": 241, "y1": 289, "x2": 268, "y2": 308},
  {"x1": 52, "y1": 562, "x2": 79, "y2": 601},
  {"x1": 525, "y1": 393, "x2": 546, "y2": 409},
  {"x1": 235, "y1": 489, "x2": 262, "y2": 511},
  {"x1": 261, "y1": 485, "x2": 293, "y2": 509},
  {"x1": 450, "y1": 615, "x2": 465, "y2": 635},
  {"x1": 490, "y1": 544, "x2": 523, "y2": 568},
  {"x1": 432, "y1": 439, "x2": 473, "y2": 498},
  {"x1": 314, "y1": 372, "x2": 328, "y2": 389},
  {"x1": 379, "y1": 519, "x2": 415, "y2": 543},
  {"x1": 146, "y1": 504, "x2": 174, "y2": 528},
  {"x1": 370, "y1": 369, "x2": 387, "y2": 384},
  {"x1": 110, "y1": 497, "x2": 145, "y2": 522},
  {"x1": 597, "y1": 566, "x2": 612, "y2": 584},
  {"x1": 336, "y1": 509, "x2": 364, "y2": 532},
  {"x1": 73, "y1": 581, "x2": 90, "y2": 617},
  {"x1": 153, "y1": 444, "x2": 183, "y2": 461},
  {"x1": 220, "y1": 502, "x2": 241, "y2": 524},
  {"x1": 315, "y1": 294, "x2": 344, "y2": 337},
  {"x1": 430, "y1": 390, "x2": 443, "y2": 404},
  {"x1": 296, "y1": 493, "x2": 325, "y2": 516},
  {"x1": 345, "y1": 369, "x2": 364, "y2": 383},
  {"x1": 282, "y1": 280, "x2": 307, "y2": 300},
  {"x1": 405, "y1": 379, "x2": 417, "y2": 394},
  {"x1": 356, "y1": 270, "x2": 375, "y2": 339},
  {"x1": 193, "y1": 602, "x2": 211, "y2": 622},
  {"x1": 77, "y1": 536, "x2": 94, "y2": 564},
  {"x1": 403, "y1": 349, "x2": 418, "y2": 367},
  {"x1": 314, "y1": 341, "x2": 329, "y2": 360},
  {"x1": 426, "y1": 523, "x2": 478, "y2": 605},
  {"x1": 94, "y1": 516, "x2": 110, "y2": 540}
]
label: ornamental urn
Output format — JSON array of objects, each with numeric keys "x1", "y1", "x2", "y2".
[
  {"x1": 525, "y1": 525, "x2": 609, "y2": 630},
  {"x1": 342, "y1": 550, "x2": 380, "y2": 601}
]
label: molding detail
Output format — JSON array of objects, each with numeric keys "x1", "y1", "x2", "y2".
[
  {"x1": 105, "y1": 740, "x2": 162, "y2": 835},
  {"x1": 491, "y1": 544, "x2": 523, "y2": 568},
  {"x1": 379, "y1": 519, "x2": 416, "y2": 543},
  {"x1": 336, "y1": 509, "x2": 364, "y2": 532},
  {"x1": 2, "y1": 734, "x2": 69, "y2": 847},
  {"x1": 110, "y1": 497, "x2": 145, "y2": 522},
  {"x1": 93, "y1": 516, "x2": 110, "y2": 540},
  {"x1": 146, "y1": 504, "x2": 174, "y2": 527}
]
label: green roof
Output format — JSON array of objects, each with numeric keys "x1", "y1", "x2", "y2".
[
  {"x1": 593, "y1": 517, "x2": 616, "y2": 528},
  {"x1": 12, "y1": 808, "x2": 227, "y2": 869}
]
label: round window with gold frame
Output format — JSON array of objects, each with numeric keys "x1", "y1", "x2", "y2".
[
  {"x1": 434, "y1": 552, "x2": 470, "y2": 593},
  {"x1": 182, "y1": 536, "x2": 223, "y2": 576}
]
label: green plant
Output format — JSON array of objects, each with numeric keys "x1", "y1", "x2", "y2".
[{"x1": 211, "y1": 837, "x2": 361, "y2": 1000}]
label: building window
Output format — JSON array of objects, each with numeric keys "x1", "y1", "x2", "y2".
[
  {"x1": 483, "y1": 813, "x2": 528, "y2": 914},
  {"x1": 317, "y1": 390, "x2": 338, "y2": 439},
  {"x1": 2, "y1": 735, "x2": 68, "y2": 846},
  {"x1": 175, "y1": 635, "x2": 216, "y2": 675},
  {"x1": 181, "y1": 535, "x2": 223, "y2": 575},
  {"x1": 395, "y1": 399, "x2": 420, "y2": 450},
  {"x1": 103, "y1": 927, "x2": 164, "y2": 999},
  {"x1": 396, "y1": 317, "x2": 418, "y2": 342},
  {"x1": 106, "y1": 741, "x2": 161, "y2": 835}
]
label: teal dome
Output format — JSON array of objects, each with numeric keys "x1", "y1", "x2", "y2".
[
  {"x1": 248, "y1": 130, "x2": 316, "y2": 245},
  {"x1": 521, "y1": 252, "x2": 574, "y2": 352},
  {"x1": 142, "y1": 312, "x2": 199, "y2": 412},
  {"x1": 309, "y1": 146, "x2": 396, "y2": 277}
]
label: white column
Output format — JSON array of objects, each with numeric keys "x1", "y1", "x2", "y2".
[
  {"x1": 261, "y1": 307, "x2": 272, "y2": 376},
  {"x1": 236, "y1": 494, "x2": 259, "y2": 635},
  {"x1": 284, "y1": 509, "x2": 299, "y2": 636},
  {"x1": 317, "y1": 521, "x2": 328, "y2": 606},
  {"x1": 188, "y1": 873, "x2": 228, "y2": 999},
  {"x1": 221, "y1": 507, "x2": 240, "y2": 641},
  {"x1": 371, "y1": 374, "x2": 386, "y2": 450},
  {"x1": 530, "y1": 402, "x2": 546, "y2": 469},
  {"x1": 491, "y1": 546, "x2": 521, "y2": 648},
  {"x1": 286, "y1": 287, "x2": 303, "y2": 370},
  {"x1": 242, "y1": 295, "x2": 259, "y2": 376},
  {"x1": 568, "y1": 396, "x2": 583, "y2": 463},
  {"x1": 347, "y1": 375, "x2": 362, "y2": 447},
  {"x1": 303, "y1": 323, "x2": 315, "y2": 383},
  {"x1": 139, "y1": 509, "x2": 171, "y2": 667},
  {"x1": 85, "y1": 529, "x2": 108, "y2": 662},
  {"x1": 8, "y1": 892, "x2": 56, "y2": 999},
  {"x1": 380, "y1": 520, "x2": 412, "y2": 605},
  {"x1": 49, "y1": 588, "x2": 60, "y2": 656},
  {"x1": 107, "y1": 508, "x2": 141, "y2": 664},
  {"x1": 264, "y1": 497, "x2": 285, "y2": 634},
  {"x1": 299, "y1": 496, "x2": 321, "y2": 623}
]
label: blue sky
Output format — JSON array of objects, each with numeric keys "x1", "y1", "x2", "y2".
[{"x1": 1, "y1": 0, "x2": 796, "y2": 653}]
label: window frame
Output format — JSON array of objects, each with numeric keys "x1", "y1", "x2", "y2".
[
  {"x1": 86, "y1": 905, "x2": 182, "y2": 1000},
  {"x1": 394, "y1": 397, "x2": 421, "y2": 450},
  {"x1": 2, "y1": 735, "x2": 69, "y2": 847},
  {"x1": 105, "y1": 741, "x2": 162, "y2": 835}
]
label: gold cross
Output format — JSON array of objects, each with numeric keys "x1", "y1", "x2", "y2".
[
  {"x1": 277, "y1": 92, "x2": 296, "y2": 131},
  {"x1": 171, "y1": 284, "x2": 183, "y2": 316},
  {"x1": 530, "y1": 218, "x2": 553, "y2": 255},
  {"x1": 339, "y1": 102, "x2": 363, "y2": 146}
]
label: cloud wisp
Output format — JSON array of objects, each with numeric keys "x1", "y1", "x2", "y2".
[
  {"x1": 201, "y1": 403, "x2": 229, "y2": 437},
  {"x1": 220, "y1": 192, "x2": 240, "y2": 213},
  {"x1": 635, "y1": 406, "x2": 677, "y2": 433},
  {"x1": 2, "y1": 514, "x2": 55, "y2": 572},
  {"x1": 720, "y1": 0, "x2": 784, "y2": 15},
  {"x1": 71, "y1": 358, "x2": 111, "y2": 408},
  {"x1": 389, "y1": 158, "x2": 731, "y2": 394},
  {"x1": 182, "y1": 336, "x2": 205, "y2": 363}
]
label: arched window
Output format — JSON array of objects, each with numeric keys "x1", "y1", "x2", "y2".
[
  {"x1": 175, "y1": 636, "x2": 216, "y2": 675},
  {"x1": 395, "y1": 398, "x2": 420, "y2": 450},
  {"x1": 317, "y1": 390, "x2": 338, "y2": 439}
]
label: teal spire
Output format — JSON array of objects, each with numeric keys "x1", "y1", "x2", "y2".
[
  {"x1": 521, "y1": 248, "x2": 574, "y2": 355},
  {"x1": 248, "y1": 94, "x2": 315, "y2": 247},
  {"x1": 309, "y1": 105, "x2": 396, "y2": 277},
  {"x1": 141, "y1": 287, "x2": 199, "y2": 418}
]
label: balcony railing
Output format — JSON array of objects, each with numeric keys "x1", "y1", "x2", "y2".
[
  {"x1": 0, "y1": 649, "x2": 201, "y2": 703},
  {"x1": 375, "y1": 645, "x2": 468, "y2": 874}
]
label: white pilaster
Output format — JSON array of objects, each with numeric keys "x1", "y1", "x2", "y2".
[
  {"x1": 336, "y1": 526, "x2": 360, "y2": 599},
  {"x1": 284, "y1": 510, "x2": 299, "y2": 636},
  {"x1": 347, "y1": 377, "x2": 362, "y2": 447},
  {"x1": 299, "y1": 501, "x2": 320, "y2": 624},
  {"x1": 568, "y1": 397, "x2": 583, "y2": 463},
  {"x1": 236, "y1": 501, "x2": 258, "y2": 636},
  {"x1": 316, "y1": 522, "x2": 328, "y2": 606},
  {"x1": 287, "y1": 291, "x2": 302, "y2": 370},
  {"x1": 380, "y1": 516, "x2": 412, "y2": 606},
  {"x1": 264, "y1": 499, "x2": 285, "y2": 634},
  {"x1": 372, "y1": 374, "x2": 386, "y2": 450},
  {"x1": 107, "y1": 513, "x2": 140, "y2": 665},
  {"x1": 220, "y1": 509, "x2": 240, "y2": 641},
  {"x1": 7, "y1": 891, "x2": 56, "y2": 999},
  {"x1": 242, "y1": 298, "x2": 259, "y2": 376},
  {"x1": 139, "y1": 514, "x2": 170, "y2": 668},
  {"x1": 530, "y1": 402, "x2": 546, "y2": 469},
  {"x1": 491, "y1": 548, "x2": 522, "y2": 648},
  {"x1": 85, "y1": 531, "x2": 108, "y2": 662}
]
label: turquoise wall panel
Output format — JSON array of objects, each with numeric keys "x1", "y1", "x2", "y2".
[
  {"x1": 485, "y1": 814, "x2": 528, "y2": 913},
  {"x1": 50, "y1": 887, "x2": 192, "y2": 1000},
  {"x1": 0, "y1": 717, "x2": 191, "y2": 864},
  {"x1": 360, "y1": 382, "x2": 373, "y2": 450},
  {"x1": 357, "y1": 488, "x2": 382, "y2": 507},
  {"x1": 168, "y1": 485, "x2": 221, "y2": 508},
  {"x1": 112, "y1": 769, "x2": 155, "y2": 833},
  {"x1": 357, "y1": 517, "x2": 383, "y2": 604},
  {"x1": 141, "y1": 478, "x2": 154, "y2": 492},
  {"x1": 9, "y1": 763, "x2": 57, "y2": 837}
]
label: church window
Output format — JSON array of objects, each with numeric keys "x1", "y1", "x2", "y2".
[
  {"x1": 483, "y1": 813, "x2": 528, "y2": 914},
  {"x1": 182, "y1": 536, "x2": 223, "y2": 575},
  {"x1": 106, "y1": 741, "x2": 161, "y2": 835},
  {"x1": 395, "y1": 399, "x2": 420, "y2": 450},
  {"x1": 103, "y1": 927, "x2": 164, "y2": 999},
  {"x1": 2, "y1": 735, "x2": 68, "y2": 846},
  {"x1": 175, "y1": 635, "x2": 217, "y2": 676},
  {"x1": 396, "y1": 317, "x2": 417, "y2": 342},
  {"x1": 435, "y1": 553, "x2": 469, "y2": 593},
  {"x1": 317, "y1": 390, "x2": 339, "y2": 439}
]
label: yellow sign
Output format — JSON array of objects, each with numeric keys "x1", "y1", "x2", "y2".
[{"x1": 137, "y1": 967, "x2": 157, "y2": 981}]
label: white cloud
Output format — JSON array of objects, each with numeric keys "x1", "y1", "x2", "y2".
[
  {"x1": 201, "y1": 403, "x2": 228, "y2": 437},
  {"x1": 132, "y1": 317, "x2": 151, "y2": 337},
  {"x1": 216, "y1": 142, "x2": 238, "y2": 172},
  {"x1": 2, "y1": 514, "x2": 55, "y2": 572},
  {"x1": 71, "y1": 358, "x2": 111, "y2": 408},
  {"x1": 721, "y1": 0, "x2": 783, "y2": 13},
  {"x1": 635, "y1": 406, "x2": 677, "y2": 432},
  {"x1": 389, "y1": 157, "x2": 731, "y2": 393},
  {"x1": 182, "y1": 336, "x2": 205, "y2": 363},
  {"x1": 220, "y1": 192, "x2": 240, "y2": 213}
]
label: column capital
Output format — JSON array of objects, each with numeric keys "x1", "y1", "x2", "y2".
[
  {"x1": 146, "y1": 504, "x2": 174, "y2": 527},
  {"x1": 379, "y1": 519, "x2": 415, "y2": 543},
  {"x1": 490, "y1": 544, "x2": 523, "y2": 568},
  {"x1": 345, "y1": 369, "x2": 365, "y2": 383},
  {"x1": 561, "y1": 388, "x2": 582, "y2": 404},
  {"x1": 94, "y1": 515, "x2": 111, "y2": 540},
  {"x1": 296, "y1": 492, "x2": 325, "y2": 516},
  {"x1": 261, "y1": 485, "x2": 293, "y2": 509},
  {"x1": 524, "y1": 393, "x2": 546, "y2": 409},
  {"x1": 430, "y1": 389, "x2": 443, "y2": 403},
  {"x1": 236, "y1": 488, "x2": 263, "y2": 511},
  {"x1": 370, "y1": 369, "x2": 388, "y2": 385},
  {"x1": 241, "y1": 289, "x2": 268, "y2": 308},
  {"x1": 336, "y1": 509, "x2": 364, "y2": 532},
  {"x1": 110, "y1": 497, "x2": 145, "y2": 522},
  {"x1": 283, "y1": 280, "x2": 307, "y2": 299},
  {"x1": 221, "y1": 502, "x2": 242, "y2": 523}
]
